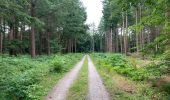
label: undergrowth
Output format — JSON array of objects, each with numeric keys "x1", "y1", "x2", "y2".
[
  {"x1": 0, "y1": 54, "x2": 83, "y2": 100},
  {"x1": 91, "y1": 53, "x2": 170, "y2": 99}
]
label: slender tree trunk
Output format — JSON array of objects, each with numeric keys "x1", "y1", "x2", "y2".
[
  {"x1": 120, "y1": 26, "x2": 123, "y2": 53},
  {"x1": 30, "y1": 1, "x2": 36, "y2": 57},
  {"x1": 106, "y1": 32, "x2": 109, "y2": 52},
  {"x1": 69, "y1": 39, "x2": 71, "y2": 53},
  {"x1": 3, "y1": 19, "x2": 6, "y2": 53},
  {"x1": 47, "y1": 31, "x2": 50, "y2": 55},
  {"x1": 116, "y1": 28, "x2": 119, "y2": 52},
  {"x1": 105, "y1": 32, "x2": 107, "y2": 52},
  {"x1": 20, "y1": 24, "x2": 24, "y2": 54},
  {"x1": 92, "y1": 36, "x2": 94, "y2": 52},
  {"x1": 100, "y1": 35, "x2": 103, "y2": 52},
  {"x1": 74, "y1": 38, "x2": 77, "y2": 53},
  {"x1": 30, "y1": 27, "x2": 36, "y2": 57},
  {"x1": 109, "y1": 28, "x2": 113, "y2": 52},
  {"x1": 46, "y1": 18, "x2": 50, "y2": 55},
  {"x1": 0, "y1": 17, "x2": 3, "y2": 54},
  {"x1": 9, "y1": 24, "x2": 14, "y2": 55},
  {"x1": 139, "y1": 5, "x2": 142, "y2": 51},
  {"x1": 136, "y1": 8, "x2": 139, "y2": 52},
  {"x1": 72, "y1": 39, "x2": 74, "y2": 53},
  {"x1": 124, "y1": 12, "x2": 128, "y2": 54},
  {"x1": 122, "y1": 13, "x2": 125, "y2": 53}
]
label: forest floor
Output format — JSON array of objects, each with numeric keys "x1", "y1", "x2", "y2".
[{"x1": 1, "y1": 53, "x2": 169, "y2": 100}]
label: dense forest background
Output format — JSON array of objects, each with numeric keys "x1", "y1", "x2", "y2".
[
  {"x1": 0, "y1": 0, "x2": 170, "y2": 59},
  {"x1": 95, "y1": 0, "x2": 170, "y2": 56},
  {"x1": 0, "y1": 0, "x2": 90, "y2": 58}
]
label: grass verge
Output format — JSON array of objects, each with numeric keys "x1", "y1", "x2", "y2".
[
  {"x1": 67, "y1": 57, "x2": 88, "y2": 100},
  {"x1": 90, "y1": 54, "x2": 168, "y2": 100}
]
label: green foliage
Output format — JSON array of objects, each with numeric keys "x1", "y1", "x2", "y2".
[
  {"x1": 50, "y1": 60, "x2": 64, "y2": 73},
  {"x1": 0, "y1": 0, "x2": 88, "y2": 55},
  {"x1": 0, "y1": 54, "x2": 83, "y2": 99},
  {"x1": 92, "y1": 53, "x2": 169, "y2": 81}
]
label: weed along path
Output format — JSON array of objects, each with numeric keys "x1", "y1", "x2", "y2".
[
  {"x1": 45, "y1": 56, "x2": 86, "y2": 100},
  {"x1": 87, "y1": 56, "x2": 110, "y2": 100}
]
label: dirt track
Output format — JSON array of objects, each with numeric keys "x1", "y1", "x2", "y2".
[
  {"x1": 87, "y1": 56, "x2": 110, "y2": 100},
  {"x1": 45, "y1": 56, "x2": 86, "y2": 100}
]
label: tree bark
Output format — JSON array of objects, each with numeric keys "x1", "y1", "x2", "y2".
[
  {"x1": 116, "y1": 28, "x2": 119, "y2": 52},
  {"x1": 9, "y1": 23, "x2": 14, "y2": 55},
  {"x1": 0, "y1": 17, "x2": 3, "y2": 54},
  {"x1": 109, "y1": 28, "x2": 113, "y2": 52},
  {"x1": 74, "y1": 38, "x2": 77, "y2": 53},
  {"x1": 122, "y1": 13, "x2": 125, "y2": 53},
  {"x1": 100, "y1": 35, "x2": 103, "y2": 52},
  {"x1": 3, "y1": 18, "x2": 6, "y2": 53},
  {"x1": 136, "y1": 8, "x2": 139, "y2": 52},
  {"x1": 30, "y1": 0, "x2": 36, "y2": 57},
  {"x1": 139, "y1": 5, "x2": 143, "y2": 51},
  {"x1": 124, "y1": 12, "x2": 128, "y2": 54},
  {"x1": 105, "y1": 32, "x2": 107, "y2": 52},
  {"x1": 47, "y1": 31, "x2": 50, "y2": 55},
  {"x1": 120, "y1": 26, "x2": 123, "y2": 53}
]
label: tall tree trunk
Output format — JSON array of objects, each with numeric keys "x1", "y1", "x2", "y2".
[
  {"x1": 116, "y1": 28, "x2": 119, "y2": 52},
  {"x1": 106, "y1": 32, "x2": 109, "y2": 52},
  {"x1": 30, "y1": 1, "x2": 36, "y2": 57},
  {"x1": 46, "y1": 18, "x2": 50, "y2": 55},
  {"x1": 100, "y1": 35, "x2": 103, "y2": 52},
  {"x1": 105, "y1": 32, "x2": 107, "y2": 52},
  {"x1": 20, "y1": 24, "x2": 24, "y2": 54},
  {"x1": 124, "y1": 12, "x2": 128, "y2": 54},
  {"x1": 120, "y1": 26, "x2": 123, "y2": 53},
  {"x1": 122, "y1": 13, "x2": 125, "y2": 53},
  {"x1": 30, "y1": 27, "x2": 36, "y2": 57},
  {"x1": 71, "y1": 39, "x2": 73, "y2": 53},
  {"x1": 47, "y1": 31, "x2": 50, "y2": 55},
  {"x1": 0, "y1": 17, "x2": 3, "y2": 54},
  {"x1": 74, "y1": 38, "x2": 77, "y2": 53},
  {"x1": 3, "y1": 19, "x2": 6, "y2": 53},
  {"x1": 92, "y1": 36, "x2": 94, "y2": 52},
  {"x1": 136, "y1": 7, "x2": 139, "y2": 52},
  {"x1": 9, "y1": 24, "x2": 14, "y2": 55},
  {"x1": 109, "y1": 28, "x2": 113, "y2": 52},
  {"x1": 139, "y1": 5, "x2": 142, "y2": 51}
]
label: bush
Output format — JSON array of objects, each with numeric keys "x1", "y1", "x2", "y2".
[
  {"x1": 5, "y1": 68, "x2": 44, "y2": 99},
  {"x1": 49, "y1": 61, "x2": 63, "y2": 73}
]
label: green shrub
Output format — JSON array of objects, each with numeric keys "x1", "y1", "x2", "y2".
[
  {"x1": 92, "y1": 53, "x2": 162, "y2": 81},
  {"x1": 5, "y1": 68, "x2": 44, "y2": 99},
  {"x1": 50, "y1": 61, "x2": 63, "y2": 73}
]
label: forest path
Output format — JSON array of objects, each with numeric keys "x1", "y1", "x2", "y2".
[
  {"x1": 87, "y1": 56, "x2": 110, "y2": 100},
  {"x1": 45, "y1": 56, "x2": 86, "y2": 100}
]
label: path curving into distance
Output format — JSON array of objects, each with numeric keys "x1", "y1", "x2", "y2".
[
  {"x1": 87, "y1": 56, "x2": 110, "y2": 100},
  {"x1": 45, "y1": 56, "x2": 86, "y2": 100}
]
